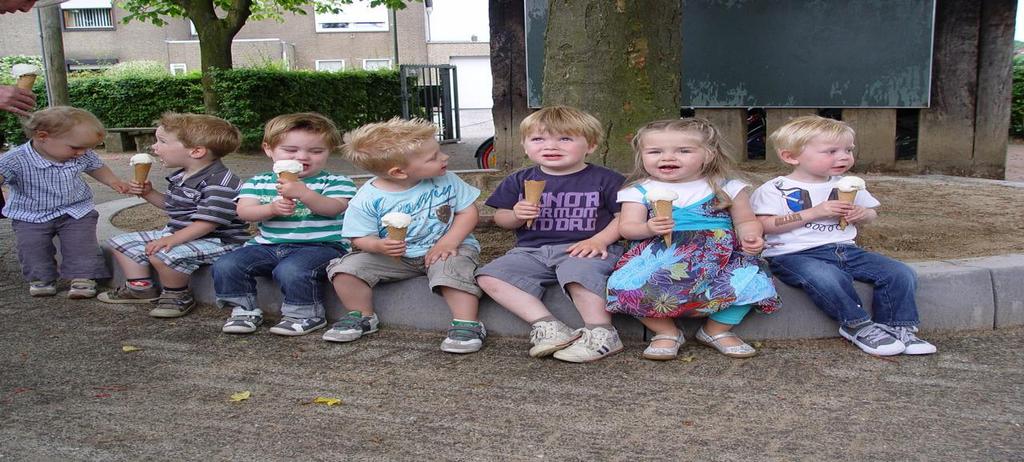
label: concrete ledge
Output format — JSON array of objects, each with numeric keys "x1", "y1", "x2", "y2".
[{"x1": 98, "y1": 199, "x2": 1024, "y2": 340}]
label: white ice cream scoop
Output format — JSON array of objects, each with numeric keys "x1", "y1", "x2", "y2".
[
  {"x1": 645, "y1": 188, "x2": 679, "y2": 202},
  {"x1": 11, "y1": 64, "x2": 40, "y2": 78},
  {"x1": 129, "y1": 153, "x2": 154, "y2": 165},
  {"x1": 836, "y1": 176, "x2": 866, "y2": 192},
  {"x1": 272, "y1": 160, "x2": 303, "y2": 174},
  {"x1": 381, "y1": 212, "x2": 413, "y2": 228}
]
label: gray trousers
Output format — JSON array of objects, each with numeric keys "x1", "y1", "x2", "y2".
[{"x1": 11, "y1": 210, "x2": 111, "y2": 282}]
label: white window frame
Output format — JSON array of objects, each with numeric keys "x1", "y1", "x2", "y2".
[
  {"x1": 169, "y1": 63, "x2": 187, "y2": 75},
  {"x1": 315, "y1": 59, "x2": 346, "y2": 72},
  {"x1": 314, "y1": 1, "x2": 389, "y2": 33},
  {"x1": 62, "y1": 7, "x2": 114, "y2": 30},
  {"x1": 362, "y1": 59, "x2": 392, "y2": 71}
]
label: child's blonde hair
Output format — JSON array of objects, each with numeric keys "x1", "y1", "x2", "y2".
[
  {"x1": 263, "y1": 112, "x2": 342, "y2": 151},
  {"x1": 22, "y1": 106, "x2": 105, "y2": 145},
  {"x1": 157, "y1": 113, "x2": 241, "y2": 158},
  {"x1": 342, "y1": 117, "x2": 437, "y2": 175},
  {"x1": 626, "y1": 118, "x2": 743, "y2": 209},
  {"x1": 520, "y1": 105, "x2": 604, "y2": 147},
  {"x1": 768, "y1": 115, "x2": 855, "y2": 159}
]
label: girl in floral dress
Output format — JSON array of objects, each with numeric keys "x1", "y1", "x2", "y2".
[{"x1": 606, "y1": 119, "x2": 780, "y2": 360}]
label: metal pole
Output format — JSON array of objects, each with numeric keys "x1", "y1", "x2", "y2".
[
  {"x1": 390, "y1": 8, "x2": 399, "y2": 66},
  {"x1": 37, "y1": 4, "x2": 69, "y2": 106}
]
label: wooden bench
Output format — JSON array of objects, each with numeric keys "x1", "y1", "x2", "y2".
[{"x1": 104, "y1": 127, "x2": 157, "y2": 153}]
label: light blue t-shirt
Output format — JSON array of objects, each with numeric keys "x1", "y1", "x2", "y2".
[{"x1": 342, "y1": 172, "x2": 481, "y2": 258}]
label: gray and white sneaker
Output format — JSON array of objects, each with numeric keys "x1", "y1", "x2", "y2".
[
  {"x1": 839, "y1": 322, "x2": 905, "y2": 356},
  {"x1": 528, "y1": 320, "x2": 581, "y2": 357},
  {"x1": 883, "y1": 325, "x2": 937, "y2": 355},
  {"x1": 29, "y1": 280, "x2": 56, "y2": 297},
  {"x1": 552, "y1": 326, "x2": 624, "y2": 363},
  {"x1": 269, "y1": 317, "x2": 326, "y2": 336},
  {"x1": 441, "y1": 320, "x2": 487, "y2": 354},
  {"x1": 222, "y1": 310, "x2": 264, "y2": 334},
  {"x1": 149, "y1": 290, "x2": 196, "y2": 318},
  {"x1": 322, "y1": 311, "x2": 379, "y2": 343}
]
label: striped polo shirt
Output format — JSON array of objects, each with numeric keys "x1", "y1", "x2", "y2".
[
  {"x1": 237, "y1": 170, "x2": 356, "y2": 249},
  {"x1": 0, "y1": 141, "x2": 103, "y2": 223},
  {"x1": 164, "y1": 160, "x2": 249, "y2": 245}
]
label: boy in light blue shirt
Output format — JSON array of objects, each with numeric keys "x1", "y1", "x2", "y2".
[{"x1": 324, "y1": 118, "x2": 485, "y2": 353}]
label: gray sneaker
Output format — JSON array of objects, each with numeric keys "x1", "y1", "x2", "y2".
[
  {"x1": 441, "y1": 320, "x2": 487, "y2": 354},
  {"x1": 552, "y1": 327, "x2": 624, "y2": 363},
  {"x1": 67, "y1": 279, "x2": 97, "y2": 299},
  {"x1": 98, "y1": 283, "x2": 160, "y2": 304},
  {"x1": 222, "y1": 311, "x2": 264, "y2": 334},
  {"x1": 29, "y1": 280, "x2": 56, "y2": 297},
  {"x1": 322, "y1": 311, "x2": 379, "y2": 343},
  {"x1": 148, "y1": 290, "x2": 196, "y2": 318},
  {"x1": 883, "y1": 325, "x2": 937, "y2": 355},
  {"x1": 839, "y1": 322, "x2": 905, "y2": 356},
  {"x1": 269, "y1": 317, "x2": 326, "y2": 336},
  {"x1": 528, "y1": 320, "x2": 581, "y2": 358}
]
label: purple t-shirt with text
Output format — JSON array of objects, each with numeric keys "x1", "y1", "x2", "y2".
[{"x1": 485, "y1": 164, "x2": 624, "y2": 248}]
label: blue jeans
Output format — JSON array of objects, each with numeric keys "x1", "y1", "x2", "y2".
[
  {"x1": 212, "y1": 243, "x2": 346, "y2": 320},
  {"x1": 768, "y1": 244, "x2": 919, "y2": 327}
]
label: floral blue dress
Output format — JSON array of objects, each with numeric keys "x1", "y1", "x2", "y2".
[{"x1": 606, "y1": 185, "x2": 780, "y2": 318}]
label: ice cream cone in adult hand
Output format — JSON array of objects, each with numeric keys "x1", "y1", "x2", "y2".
[
  {"x1": 523, "y1": 180, "x2": 545, "y2": 228},
  {"x1": 129, "y1": 153, "x2": 154, "y2": 184},
  {"x1": 12, "y1": 64, "x2": 40, "y2": 91},
  {"x1": 836, "y1": 176, "x2": 865, "y2": 230},
  {"x1": 273, "y1": 160, "x2": 303, "y2": 182},
  {"x1": 382, "y1": 212, "x2": 412, "y2": 260},
  {"x1": 646, "y1": 188, "x2": 679, "y2": 247}
]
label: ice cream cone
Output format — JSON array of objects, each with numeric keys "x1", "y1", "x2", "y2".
[
  {"x1": 523, "y1": 180, "x2": 545, "y2": 229},
  {"x1": 386, "y1": 226, "x2": 408, "y2": 260},
  {"x1": 837, "y1": 190, "x2": 857, "y2": 230},
  {"x1": 133, "y1": 163, "x2": 152, "y2": 184},
  {"x1": 16, "y1": 74, "x2": 36, "y2": 91},
  {"x1": 653, "y1": 200, "x2": 673, "y2": 246},
  {"x1": 278, "y1": 171, "x2": 299, "y2": 182}
]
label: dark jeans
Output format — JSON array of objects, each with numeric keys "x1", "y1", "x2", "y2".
[
  {"x1": 768, "y1": 243, "x2": 919, "y2": 327},
  {"x1": 213, "y1": 243, "x2": 346, "y2": 319},
  {"x1": 11, "y1": 210, "x2": 111, "y2": 282}
]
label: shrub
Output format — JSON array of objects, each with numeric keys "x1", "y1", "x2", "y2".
[
  {"x1": 103, "y1": 61, "x2": 171, "y2": 79},
  {"x1": 1012, "y1": 57, "x2": 1024, "y2": 137}
]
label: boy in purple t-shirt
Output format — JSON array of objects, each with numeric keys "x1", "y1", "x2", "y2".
[{"x1": 476, "y1": 106, "x2": 625, "y2": 363}]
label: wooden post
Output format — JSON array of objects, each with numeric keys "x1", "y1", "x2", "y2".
[
  {"x1": 843, "y1": 109, "x2": 897, "y2": 168},
  {"x1": 972, "y1": 0, "x2": 1015, "y2": 178},
  {"x1": 488, "y1": 0, "x2": 531, "y2": 170},
  {"x1": 695, "y1": 109, "x2": 747, "y2": 163},
  {"x1": 917, "y1": 0, "x2": 979, "y2": 173},
  {"x1": 37, "y1": 4, "x2": 69, "y2": 106},
  {"x1": 765, "y1": 109, "x2": 815, "y2": 163}
]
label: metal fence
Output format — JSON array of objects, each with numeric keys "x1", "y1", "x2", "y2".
[{"x1": 399, "y1": 64, "x2": 460, "y2": 143}]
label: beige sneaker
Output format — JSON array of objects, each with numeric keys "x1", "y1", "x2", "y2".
[
  {"x1": 97, "y1": 283, "x2": 160, "y2": 304},
  {"x1": 67, "y1": 279, "x2": 97, "y2": 299},
  {"x1": 528, "y1": 320, "x2": 581, "y2": 358},
  {"x1": 29, "y1": 281, "x2": 56, "y2": 297},
  {"x1": 149, "y1": 290, "x2": 196, "y2": 318},
  {"x1": 552, "y1": 327, "x2": 624, "y2": 363}
]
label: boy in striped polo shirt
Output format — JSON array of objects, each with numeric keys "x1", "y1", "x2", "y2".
[
  {"x1": 212, "y1": 113, "x2": 355, "y2": 336},
  {"x1": 98, "y1": 113, "x2": 249, "y2": 318},
  {"x1": 0, "y1": 106, "x2": 130, "y2": 298}
]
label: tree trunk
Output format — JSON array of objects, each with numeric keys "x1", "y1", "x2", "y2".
[
  {"x1": 196, "y1": 27, "x2": 234, "y2": 114},
  {"x1": 541, "y1": 0, "x2": 681, "y2": 171},
  {"x1": 488, "y1": 0, "x2": 531, "y2": 170}
]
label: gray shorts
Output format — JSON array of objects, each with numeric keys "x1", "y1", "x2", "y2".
[
  {"x1": 475, "y1": 243, "x2": 624, "y2": 300},
  {"x1": 326, "y1": 245, "x2": 482, "y2": 297}
]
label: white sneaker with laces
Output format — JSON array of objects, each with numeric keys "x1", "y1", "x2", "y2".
[
  {"x1": 552, "y1": 326, "x2": 623, "y2": 363},
  {"x1": 885, "y1": 325, "x2": 937, "y2": 355},
  {"x1": 528, "y1": 320, "x2": 581, "y2": 358}
]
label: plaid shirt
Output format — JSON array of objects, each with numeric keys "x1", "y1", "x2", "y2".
[{"x1": 0, "y1": 141, "x2": 103, "y2": 223}]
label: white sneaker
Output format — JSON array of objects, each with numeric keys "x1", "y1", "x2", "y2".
[
  {"x1": 552, "y1": 327, "x2": 623, "y2": 363},
  {"x1": 839, "y1": 322, "x2": 905, "y2": 356},
  {"x1": 528, "y1": 320, "x2": 581, "y2": 358},
  {"x1": 884, "y1": 325, "x2": 937, "y2": 355}
]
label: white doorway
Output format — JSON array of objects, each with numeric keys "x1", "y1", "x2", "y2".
[{"x1": 449, "y1": 56, "x2": 492, "y2": 109}]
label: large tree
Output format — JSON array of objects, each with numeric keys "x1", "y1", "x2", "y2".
[{"x1": 117, "y1": 0, "x2": 409, "y2": 113}]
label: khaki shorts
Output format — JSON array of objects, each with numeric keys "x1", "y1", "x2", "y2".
[{"x1": 326, "y1": 245, "x2": 482, "y2": 297}]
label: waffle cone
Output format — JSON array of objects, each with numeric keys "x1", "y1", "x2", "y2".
[
  {"x1": 278, "y1": 172, "x2": 299, "y2": 182},
  {"x1": 133, "y1": 163, "x2": 152, "y2": 184},
  {"x1": 523, "y1": 180, "x2": 546, "y2": 228},
  {"x1": 837, "y1": 190, "x2": 858, "y2": 230},
  {"x1": 387, "y1": 226, "x2": 408, "y2": 242},
  {"x1": 653, "y1": 200, "x2": 673, "y2": 246},
  {"x1": 16, "y1": 74, "x2": 36, "y2": 91}
]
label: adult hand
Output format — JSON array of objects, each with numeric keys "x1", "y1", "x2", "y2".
[{"x1": 0, "y1": 85, "x2": 36, "y2": 117}]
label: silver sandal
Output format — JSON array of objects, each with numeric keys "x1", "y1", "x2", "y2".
[
  {"x1": 642, "y1": 332, "x2": 685, "y2": 361},
  {"x1": 696, "y1": 327, "x2": 757, "y2": 358}
]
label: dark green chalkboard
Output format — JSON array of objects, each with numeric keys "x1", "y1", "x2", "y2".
[
  {"x1": 525, "y1": 0, "x2": 935, "y2": 108},
  {"x1": 681, "y1": 0, "x2": 934, "y2": 107}
]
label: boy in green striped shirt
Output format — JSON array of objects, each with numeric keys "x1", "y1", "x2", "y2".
[{"x1": 212, "y1": 113, "x2": 356, "y2": 336}]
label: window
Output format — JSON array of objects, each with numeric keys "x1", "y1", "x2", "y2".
[
  {"x1": 314, "y1": 0, "x2": 389, "y2": 33},
  {"x1": 363, "y1": 59, "x2": 392, "y2": 71},
  {"x1": 61, "y1": 0, "x2": 113, "y2": 30},
  {"x1": 315, "y1": 60, "x2": 345, "y2": 72},
  {"x1": 169, "y1": 63, "x2": 187, "y2": 75}
]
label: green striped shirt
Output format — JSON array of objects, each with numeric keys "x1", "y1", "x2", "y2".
[{"x1": 238, "y1": 170, "x2": 356, "y2": 248}]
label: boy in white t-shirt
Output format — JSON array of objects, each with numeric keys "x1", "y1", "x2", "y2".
[{"x1": 750, "y1": 116, "x2": 936, "y2": 356}]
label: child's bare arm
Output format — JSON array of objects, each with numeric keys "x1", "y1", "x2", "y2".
[
  {"x1": 618, "y1": 202, "x2": 673, "y2": 240},
  {"x1": 566, "y1": 215, "x2": 621, "y2": 259},
  {"x1": 236, "y1": 197, "x2": 296, "y2": 222},
  {"x1": 276, "y1": 180, "x2": 349, "y2": 217},
  {"x1": 492, "y1": 199, "x2": 540, "y2": 229},
  {"x1": 425, "y1": 204, "x2": 479, "y2": 266},
  {"x1": 759, "y1": 199, "x2": 853, "y2": 234},
  {"x1": 144, "y1": 220, "x2": 218, "y2": 255},
  {"x1": 86, "y1": 165, "x2": 130, "y2": 194},
  {"x1": 729, "y1": 190, "x2": 764, "y2": 255}
]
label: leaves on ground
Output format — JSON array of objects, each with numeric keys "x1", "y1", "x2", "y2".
[
  {"x1": 312, "y1": 397, "x2": 342, "y2": 406},
  {"x1": 679, "y1": 355, "x2": 697, "y2": 363},
  {"x1": 121, "y1": 345, "x2": 141, "y2": 353},
  {"x1": 230, "y1": 391, "x2": 251, "y2": 402}
]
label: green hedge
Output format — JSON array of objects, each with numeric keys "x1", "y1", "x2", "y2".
[
  {"x1": 2, "y1": 69, "x2": 403, "y2": 151},
  {"x1": 1012, "y1": 57, "x2": 1024, "y2": 138}
]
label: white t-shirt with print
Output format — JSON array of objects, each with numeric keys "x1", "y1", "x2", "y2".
[
  {"x1": 749, "y1": 175, "x2": 880, "y2": 257},
  {"x1": 617, "y1": 178, "x2": 749, "y2": 206}
]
